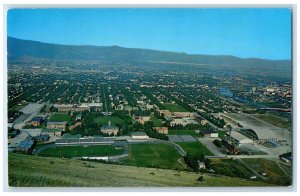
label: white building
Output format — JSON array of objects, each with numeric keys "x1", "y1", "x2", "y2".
[{"x1": 131, "y1": 132, "x2": 149, "y2": 140}]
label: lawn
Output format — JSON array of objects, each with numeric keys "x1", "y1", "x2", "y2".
[
  {"x1": 217, "y1": 130, "x2": 227, "y2": 138},
  {"x1": 175, "y1": 142, "x2": 213, "y2": 156},
  {"x1": 168, "y1": 129, "x2": 202, "y2": 138},
  {"x1": 124, "y1": 143, "x2": 183, "y2": 170},
  {"x1": 8, "y1": 153, "x2": 271, "y2": 187},
  {"x1": 94, "y1": 116, "x2": 123, "y2": 126},
  {"x1": 150, "y1": 115, "x2": 164, "y2": 127},
  {"x1": 252, "y1": 114, "x2": 291, "y2": 129},
  {"x1": 38, "y1": 145, "x2": 125, "y2": 158},
  {"x1": 49, "y1": 112, "x2": 73, "y2": 125},
  {"x1": 162, "y1": 103, "x2": 188, "y2": 112}
]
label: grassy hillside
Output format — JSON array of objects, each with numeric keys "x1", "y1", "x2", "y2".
[{"x1": 8, "y1": 153, "x2": 272, "y2": 187}]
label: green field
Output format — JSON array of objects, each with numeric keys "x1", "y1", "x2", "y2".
[
  {"x1": 123, "y1": 143, "x2": 183, "y2": 170},
  {"x1": 150, "y1": 115, "x2": 164, "y2": 127},
  {"x1": 8, "y1": 153, "x2": 271, "y2": 187},
  {"x1": 242, "y1": 158, "x2": 292, "y2": 186},
  {"x1": 168, "y1": 129, "x2": 202, "y2": 138},
  {"x1": 217, "y1": 130, "x2": 227, "y2": 138},
  {"x1": 38, "y1": 145, "x2": 125, "y2": 158},
  {"x1": 252, "y1": 114, "x2": 291, "y2": 129},
  {"x1": 49, "y1": 112, "x2": 73, "y2": 125},
  {"x1": 94, "y1": 116, "x2": 123, "y2": 126},
  {"x1": 175, "y1": 142, "x2": 213, "y2": 156},
  {"x1": 162, "y1": 103, "x2": 188, "y2": 112}
]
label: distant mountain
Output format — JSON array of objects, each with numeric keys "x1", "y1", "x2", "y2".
[{"x1": 7, "y1": 36, "x2": 291, "y2": 70}]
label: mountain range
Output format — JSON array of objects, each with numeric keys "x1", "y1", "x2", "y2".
[{"x1": 7, "y1": 36, "x2": 291, "y2": 72}]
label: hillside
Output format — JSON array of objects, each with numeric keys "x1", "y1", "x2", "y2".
[
  {"x1": 7, "y1": 37, "x2": 291, "y2": 71},
  {"x1": 8, "y1": 153, "x2": 271, "y2": 187}
]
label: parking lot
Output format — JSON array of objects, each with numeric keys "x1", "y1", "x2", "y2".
[{"x1": 168, "y1": 134, "x2": 197, "y2": 142}]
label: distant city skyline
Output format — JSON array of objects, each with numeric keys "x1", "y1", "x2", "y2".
[{"x1": 8, "y1": 8, "x2": 291, "y2": 60}]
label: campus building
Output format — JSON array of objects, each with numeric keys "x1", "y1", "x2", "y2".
[
  {"x1": 131, "y1": 132, "x2": 149, "y2": 140},
  {"x1": 31, "y1": 116, "x2": 43, "y2": 127},
  {"x1": 46, "y1": 121, "x2": 67, "y2": 130},
  {"x1": 100, "y1": 121, "x2": 119, "y2": 136},
  {"x1": 153, "y1": 127, "x2": 169, "y2": 134}
]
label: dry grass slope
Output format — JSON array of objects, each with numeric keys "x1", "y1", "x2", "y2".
[{"x1": 9, "y1": 153, "x2": 272, "y2": 187}]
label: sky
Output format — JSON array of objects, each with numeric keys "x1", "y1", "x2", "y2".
[{"x1": 7, "y1": 8, "x2": 291, "y2": 60}]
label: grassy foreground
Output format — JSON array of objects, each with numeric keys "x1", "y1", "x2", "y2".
[{"x1": 8, "y1": 153, "x2": 272, "y2": 187}]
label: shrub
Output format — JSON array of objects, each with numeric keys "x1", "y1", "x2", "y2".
[{"x1": 197, "y1": 176, "x2": 204, "y2": 181}]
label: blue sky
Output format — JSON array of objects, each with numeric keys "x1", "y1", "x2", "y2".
[{"x1": 7, "y1": 8, "x2": 291, "y2": 60}]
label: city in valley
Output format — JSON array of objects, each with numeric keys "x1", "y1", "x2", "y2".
[{"x1": 6, "y1": 9, "x2": 293, "y2": 188}]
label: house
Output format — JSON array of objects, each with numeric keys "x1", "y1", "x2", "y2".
[
  {"x1": 100, "y1": 121, "x2": 119, "y2": 136},
  {"x1": 153, "y1": 127, "x2": 168, "y2": 134},
  {"x1": 31, "y1": 116, "x2": 43, "y2": 127},
  {"x1": 42, "y1": 129, "x2": 62, "y2": 137},
  {"x1": 200, "y1": 129, "x2": 219, "y2": 138},
  {"x1": 158, "y1": 110, "x2": 172, "y2": 117},
  {"x1": 133, "y1": 114, "x2": 151, "y2": 125},
  {"x1": 173, "y1": 112, "x2": 194, "y2": 118},
  {"x1": 170, "y1": 117, "x2": 198, "y2": 127},
  {"x1": 75, "y1": 114, "x2": 82, "y2": 121},
  {"x1": 146, "y1": 104, "x2": 154, "y2": 110},
  {"x1": 53, "y1": 104, "x2": 90, "y2": 112},
  {"x1": 198, "y1": 161, "x2": 206, "y2": 170},
  {"x1": 47, "y1": 121, "x2": 67, "y2": 130},
  {"x1": 16, "y1": 139, "x2": 35, "y2": 153},
  {"x1": 200, "y1": 120, "x2": 207, "y2": 125},
  {"x1": 131, "y1": 132, "x2": 149, "y2": 140}
]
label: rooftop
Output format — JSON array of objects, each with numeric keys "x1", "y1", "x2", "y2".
[
  {"x1": 47, "y1": 121, "x2": 67, "y2": 125},
  {"x1": 132, "y1": 132, "x2": 148, "y2": 136},
  {"x1": 31, "y1": 116, "x2": 43, "y2": 122}
]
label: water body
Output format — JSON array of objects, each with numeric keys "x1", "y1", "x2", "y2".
[
  {"x1": 219, "y1": 87, "x2": 266, "y2": 108},
  {"x1": 219, "y1": 87, "x2": 234, "y2": 97}
]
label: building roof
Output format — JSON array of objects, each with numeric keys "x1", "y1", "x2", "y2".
[
  {"x1": 132, "y1": 132, "x2": 148, "y2": 136},
  {"x1": 17, "y1": 139, "x2": 34, "y2": 150},
  {"x1": 31, "y1": 116, "x2": 43, "y2": 122},
  {"x1": 229, "y1": 131, "x2": 252, "y2": 142},
  {"x1": 47, "y1": 121, "x2": 67, "y2": 125}
]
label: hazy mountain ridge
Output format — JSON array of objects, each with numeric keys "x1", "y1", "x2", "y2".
[{"x1": 8, "y1": 37, "x2": 291, "y2": 70}]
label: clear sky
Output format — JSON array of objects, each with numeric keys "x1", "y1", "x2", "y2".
[{"x1": 7, "y1": 8, "x2": 291, "y2": 60}]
